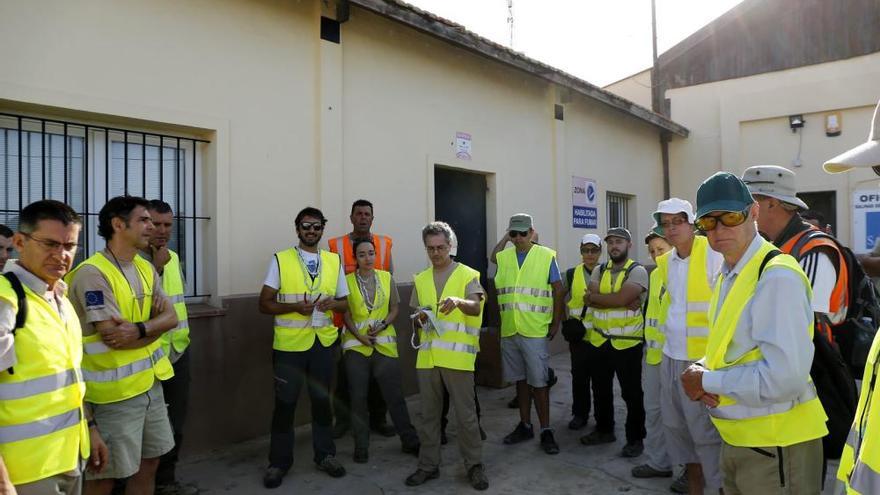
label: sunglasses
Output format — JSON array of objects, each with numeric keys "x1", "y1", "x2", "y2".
[
  {"x1": 509, "y1": 230, "x2": 529, "y2": 238},
  {"x1": 580, "y1": 246, "x2": 601, "y2": 254},
  {"x1": 299, "y1": 222, "x2": 324, "y2": 231},
  {"x1": 695, "y1": 209, "x2": 750, "y2": 231}
]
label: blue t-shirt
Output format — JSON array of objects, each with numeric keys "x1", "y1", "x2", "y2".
[{"x1": 516, "y1": 251, "x2": 561, "y2": 284}]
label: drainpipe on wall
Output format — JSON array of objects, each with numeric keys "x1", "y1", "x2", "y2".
[{"x1": 650, "y1": 0, "x2": 670, "y2": 199}]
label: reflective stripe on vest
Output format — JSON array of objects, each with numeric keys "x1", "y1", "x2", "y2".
[
  {"x1": 414, "y1": 263, "x2": 484, "y2": 372},
  {"x1": 273, "y1": 249, "x2": 341, "y2": 351},
  {"x1": 566, "y1": 264, "x2": 594, "y2": 336},
  {"x1": 591, "y1": 259, "x2": 644, "y2": 350},
  {"x1": 66, "y1": 253, "x2": 174, "y2": 404},
  {"x1": 705, "y1": 239, "x2": 828, "y2": 447},
  {"x1": 161, "y1": 250, "x2": 190, "y2": 355},
  {"x1": 495, "y1": 245, "x2": 556, "y2": 338},
  {"x1": 342, "y1": 270, "x2": 398, "y2": 358},
  {"x1": 644, "y1": 264, "x2": 666, "y2": 365},
  {"x1": 837, "y1": 331, "x2": 880, "y2": 494},
  {"x1": 0, "y1": 277, "x2": 90, "y2": 485}
]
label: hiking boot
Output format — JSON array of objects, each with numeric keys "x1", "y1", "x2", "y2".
[
  {"x1": 405, "y1": 469, "x2": 439, "y2": 486},
  {"x1": 620, "y1": 440, "x2": 644, "y2": 458},
  {"x1": 332, "y1": 422, "x2": 349, "y2": 439},
  {"x1": 567, "y1": 416, "x2": 588, "y2": 430},
  {"x1": 371, "y1": 421, "x2": 397, "y2": 438},
  {"x1": 631, "y1": 464, "x2": 673, "y2": 478},
  {"x1": 507, "y1": 396, "x2": 518, "y2": 409},
  {"x1": 262, "y1": 466, "x2": 287, "y2": 489},
  {"x1": 670, "y1": 468, "x2": 689, "y2": 494},
  {"x1": 467, "y1": 464, "x2": 489, "y2": 491},
  {"x1": 353, "y1": 448, "x2": 368, "y2": 464},
  {"x1": 503, "y1": 422, "x2": 534, "y2": 445},
  {"x1": 316, "y1": 456, "x2": 346, "y2": 478},
  {"x1": 579, "y1": 430, "x2": 616, "y2": 446},
  {"x1": 540, "y1": 430, "x2": 560, "y2": 455}
]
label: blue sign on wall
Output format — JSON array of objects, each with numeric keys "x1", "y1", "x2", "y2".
[
  {"x1": 573, "y1": 205, "x2": 597, "y2": 229},
  {"x1": 866, "y1": 211, "x2": 880, "y2": 250}
]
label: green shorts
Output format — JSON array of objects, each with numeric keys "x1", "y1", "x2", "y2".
[{"x1": 85, "y1": 380, "x2": 174, "y2": 480}]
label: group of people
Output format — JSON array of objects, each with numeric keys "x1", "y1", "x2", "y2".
[{"x1": 1, "y1": 99, "x2": 879, "y2": 495}]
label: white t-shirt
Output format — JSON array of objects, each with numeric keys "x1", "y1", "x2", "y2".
[
  {"x1": 799, "y1": 250, "x2": 841, "y2": 322},
  {"x1": 662, "y1": 244, "x2": 724, "y2": 361},
  {"x1": 263, "y1": 248, "x2": 349, "y2": 298}
]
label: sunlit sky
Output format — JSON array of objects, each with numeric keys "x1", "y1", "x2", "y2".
[{"x1": 405, "y1": 0, "x2": 746, "y2": 87}]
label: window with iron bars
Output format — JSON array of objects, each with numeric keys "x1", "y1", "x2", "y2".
[
  {"x1": 0, "y1": 113, "x2": 210, "y2": 299},
  {"x1": 606, "y1": 191, "x2": 631, "y2": 230}
]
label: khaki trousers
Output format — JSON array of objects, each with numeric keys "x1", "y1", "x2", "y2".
[
  {"x1": 416, "y1": 367, "x2": 482, "y2": 471},
  {"x1": 721, "y1": 438, "x2": 823, "y2": 495}
]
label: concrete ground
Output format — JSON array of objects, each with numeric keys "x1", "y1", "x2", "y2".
[{"x1": 176, "y1": 351, "x2": 841, "y2": 494}]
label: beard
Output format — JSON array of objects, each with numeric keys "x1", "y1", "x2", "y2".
[
  {"x1": 610, "y1": 250, "x2": 629, "y2": 263},
  {"x1": 298, "y1": 232, "x2": 320, "y2": 248}
]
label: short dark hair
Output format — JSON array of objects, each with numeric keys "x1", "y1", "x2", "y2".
[
  {"x1": 351, "y1": 237, "x2": 374, "y2": 259},
  {"x1": 98, "y1": 196, "x2": 150, "y2": 241},
  {"x1": 0, "y1": 224, "x2": 12, "y2": 238},
  {"x1": 295, "y1": 207, "x2": 327, "y2": 227},
  {"x1": 147, "y1": 199, "x2": 173, "y2": 215},
  {"x1": 350, "y1": 199, "x2": 373, "y2": 215},
  {"x1": 801, "y1": 209, "x2": 825, "y2": 224},
  {"x1": 18, "y1": 200, "x2": 81, "y2": 234}
]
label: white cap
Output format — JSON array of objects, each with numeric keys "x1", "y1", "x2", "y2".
[
  {"x1": 580, "y1": 234, "x2": 601, "y2": 246},
  {"x1": 653, "y1": 198, "x2": 696, "y2": 225}
]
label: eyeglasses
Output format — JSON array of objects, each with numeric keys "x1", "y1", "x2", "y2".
[
  {"x1": 695, "y1": 209, "x2": 750, "y2": 231},
  {"x1": 509, "y1": 230, "x2": 529, "y2": 238},
  {"x1": 425, "y1": 245, "x2": 450, "y2": 253},
  {"x1": 21, "y1": 233, "x2": 79, "y2": 253},
  {"x1": 580, "y1": 247, "x2": 601, "y2": 254},
  {"x1": 299, "y1": 222, "x2": 324, "y2": 231},
  {"x1": 659, "y1": 217, "x2": 689, "y2": 229}
]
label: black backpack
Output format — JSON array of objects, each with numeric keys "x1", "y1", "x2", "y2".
[
  {"x1": 788, "y1": 230, "x2": 880, "y2": 378},
  {"x1": 759, "y1": 250, "x2": 857, "y2": 460},
  {"x1": 1, "y1": 272, "x2": 27, "y2": 375}
]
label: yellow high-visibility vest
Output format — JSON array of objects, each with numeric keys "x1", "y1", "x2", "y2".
[
  {"x1": 273, "y1": 248, "x2": 341, "y2": 351},
  {"x1": 705, "y1": 239, "x2": 827, "y2": 447},
  {"x1": 591, "y1": 259, "x2": 644, "y2": 350},
  {"x1": 496, "y1": 245, "x2": 555, "y2": 338},
  {"x1": 644, "y1": 259, "x2": 667, "y2": 366},
  {"x1": 659, "y1": 236, "x2": 713, "y2": 360},
  {"x1": 565, "y1": 264, "x2": 594, "y2": 343},
  {"x1": 0, "y1": 276, "x2": 90, "y2": 485},
  {"x1": 837, "y1": 331, "x2": 880, "y2": 494},
  {"x1": 343, "y1": 270, "x2": 397, "y2": 358},
  {"x1": 67, "y1": 253, "x2": 174, "y2": 404},
  {"x1": 414, "y1": 263, "x2": 484, "y2": 372},
  {"x1": 160, "y1": 250, "x2": 189, "y2": 356}
]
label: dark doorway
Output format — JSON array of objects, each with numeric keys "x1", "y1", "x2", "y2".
[
  {"x1": 434, "y1": 167, "x2": 488, "y2": 282},
  {"x1": 798, "y1": 190, "x2": 837, "y2": 235}
]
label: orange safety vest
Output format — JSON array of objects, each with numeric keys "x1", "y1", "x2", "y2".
[
  {"x1": 328, "y1": 234, "x2": 393, "y2": 275},
  {"x1": 779, "y1": 226, "x2": 848, "y2": 342},
  {"x1": 328, "y1": 233, "x2": 393, "y2": 328}
]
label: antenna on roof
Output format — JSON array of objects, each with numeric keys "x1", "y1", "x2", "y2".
[{"x1": 507, "y1": 0, "x2": 514, "y2": 48}]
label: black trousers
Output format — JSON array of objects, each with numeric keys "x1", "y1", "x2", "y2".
[
  {"x1": 156, "y1": 348, "x2": 191, "y2": 485},
  {"x1": 591, "y1": 341, "x2": 646, "y2": 443},
  {"x1": 333, "y1": 343, "x2": 389, "y2": 428},
  {"x1": 569, "y1": 339, "x2": 595, "y2": 420},
  {"x1": 268, "y1": 342, "x2": 336, "y2": 469}
]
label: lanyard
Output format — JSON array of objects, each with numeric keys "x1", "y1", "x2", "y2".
[
  {"x1": 295, "y1": 247, "x2": 323, "y2": 294},
  {"x1": 356, "y1": 270, "x2": 385, "y2": 313}
]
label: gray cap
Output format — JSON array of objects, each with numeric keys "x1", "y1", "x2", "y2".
[
  {"x1": 507, "y1": 213, "x2": 533, "y2": 232},
  {"x1": 741, "y1": 165, "x2": 808, "y2": 210},
  {"x1": 604, "y1": 227, "x2": 631, "y2": 242}
]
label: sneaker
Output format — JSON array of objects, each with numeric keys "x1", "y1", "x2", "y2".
[
  {"x1": 353, "y1": 448, "x2": 368, "y2": 464},
  {"x1": 316, "y1": 456, "x2": 346, "y2": 478},
  {"x1": 670, "y1": 468, "x2": 689, "y2": 494},
  {"x1": 467, "y1": 464, "x2": 489, "y2": 491},
  {"x1": 332, "y1": 422, "x2": 349, "y2": 439},
  {"x1": 540, "y1": 430, "x2": 560, "y2": 455},
  {"x1": 631, "y1": 464, "x2": 673, "y2": 478},
  {"x1": 405, "y1": 469, "x2": 439, "y2": 486},
  {"x1": 371, "y1": 422, "x2": 397, "y2": 438},
  {"x1": 155, "y1": 482, "x2": 200, "y2": 495},
  {"x1": 503, "y1": 422, "x2": 534, "y2": 445},
  {"x1": 262, "y1": 466, "x2": 287, "y2": 489},
  {"x1": 506, "y1": 396, "x2": 518, "y2": 409},
  {"x1": 579, "y1": 430, "x2": 616, "y2": 446},
  {"x1": 567, "y1": 416, "x2": 588, "y2": 430},
  {"x1": 620, "y1": 441, "x2": 644, "y2": 458},
  {"x1": 547, "y1": 367, "x2": 558, "y2": 388}
]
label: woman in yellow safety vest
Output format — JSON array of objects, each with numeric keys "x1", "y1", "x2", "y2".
[{"x1": 342, "y1": 238, "x2": 420, "y2": 463}]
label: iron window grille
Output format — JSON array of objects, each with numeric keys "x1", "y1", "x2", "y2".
[
  {"x1": 0, "y1": 112, "x2": 210, "y2": 299},
  {"x1": 606, "y1": 191, "x2": 630, "y2": 230}
]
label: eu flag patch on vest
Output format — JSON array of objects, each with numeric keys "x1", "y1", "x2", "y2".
[{"x1": 85, "y1": 291, "x2": 105, "y2": 308}]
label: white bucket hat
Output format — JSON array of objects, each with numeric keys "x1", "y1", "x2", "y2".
[
  {"x1": 741, "y1": 165, "x2": 809, "y2": 210},
  {"x1": 652, "y1": 198, "x2": 696, "y2": 225},
  {"x1": 824, "y1": 99, "x2": 880, "y2": 173}
]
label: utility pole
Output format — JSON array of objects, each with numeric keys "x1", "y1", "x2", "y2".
[
  {"x1": 507, "y1": 0, "x2": 514, "y2": 48},
  {"x1": 652, "y1": 0, "x2": 671, "y2": 199}
]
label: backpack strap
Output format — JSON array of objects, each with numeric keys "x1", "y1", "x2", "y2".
[
  {"x1": 758, "y1": 249, "x2": 783, "y2": 278},
  {"x1": 2, "y1": 272, "x2": 27, "y2": 375}
]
